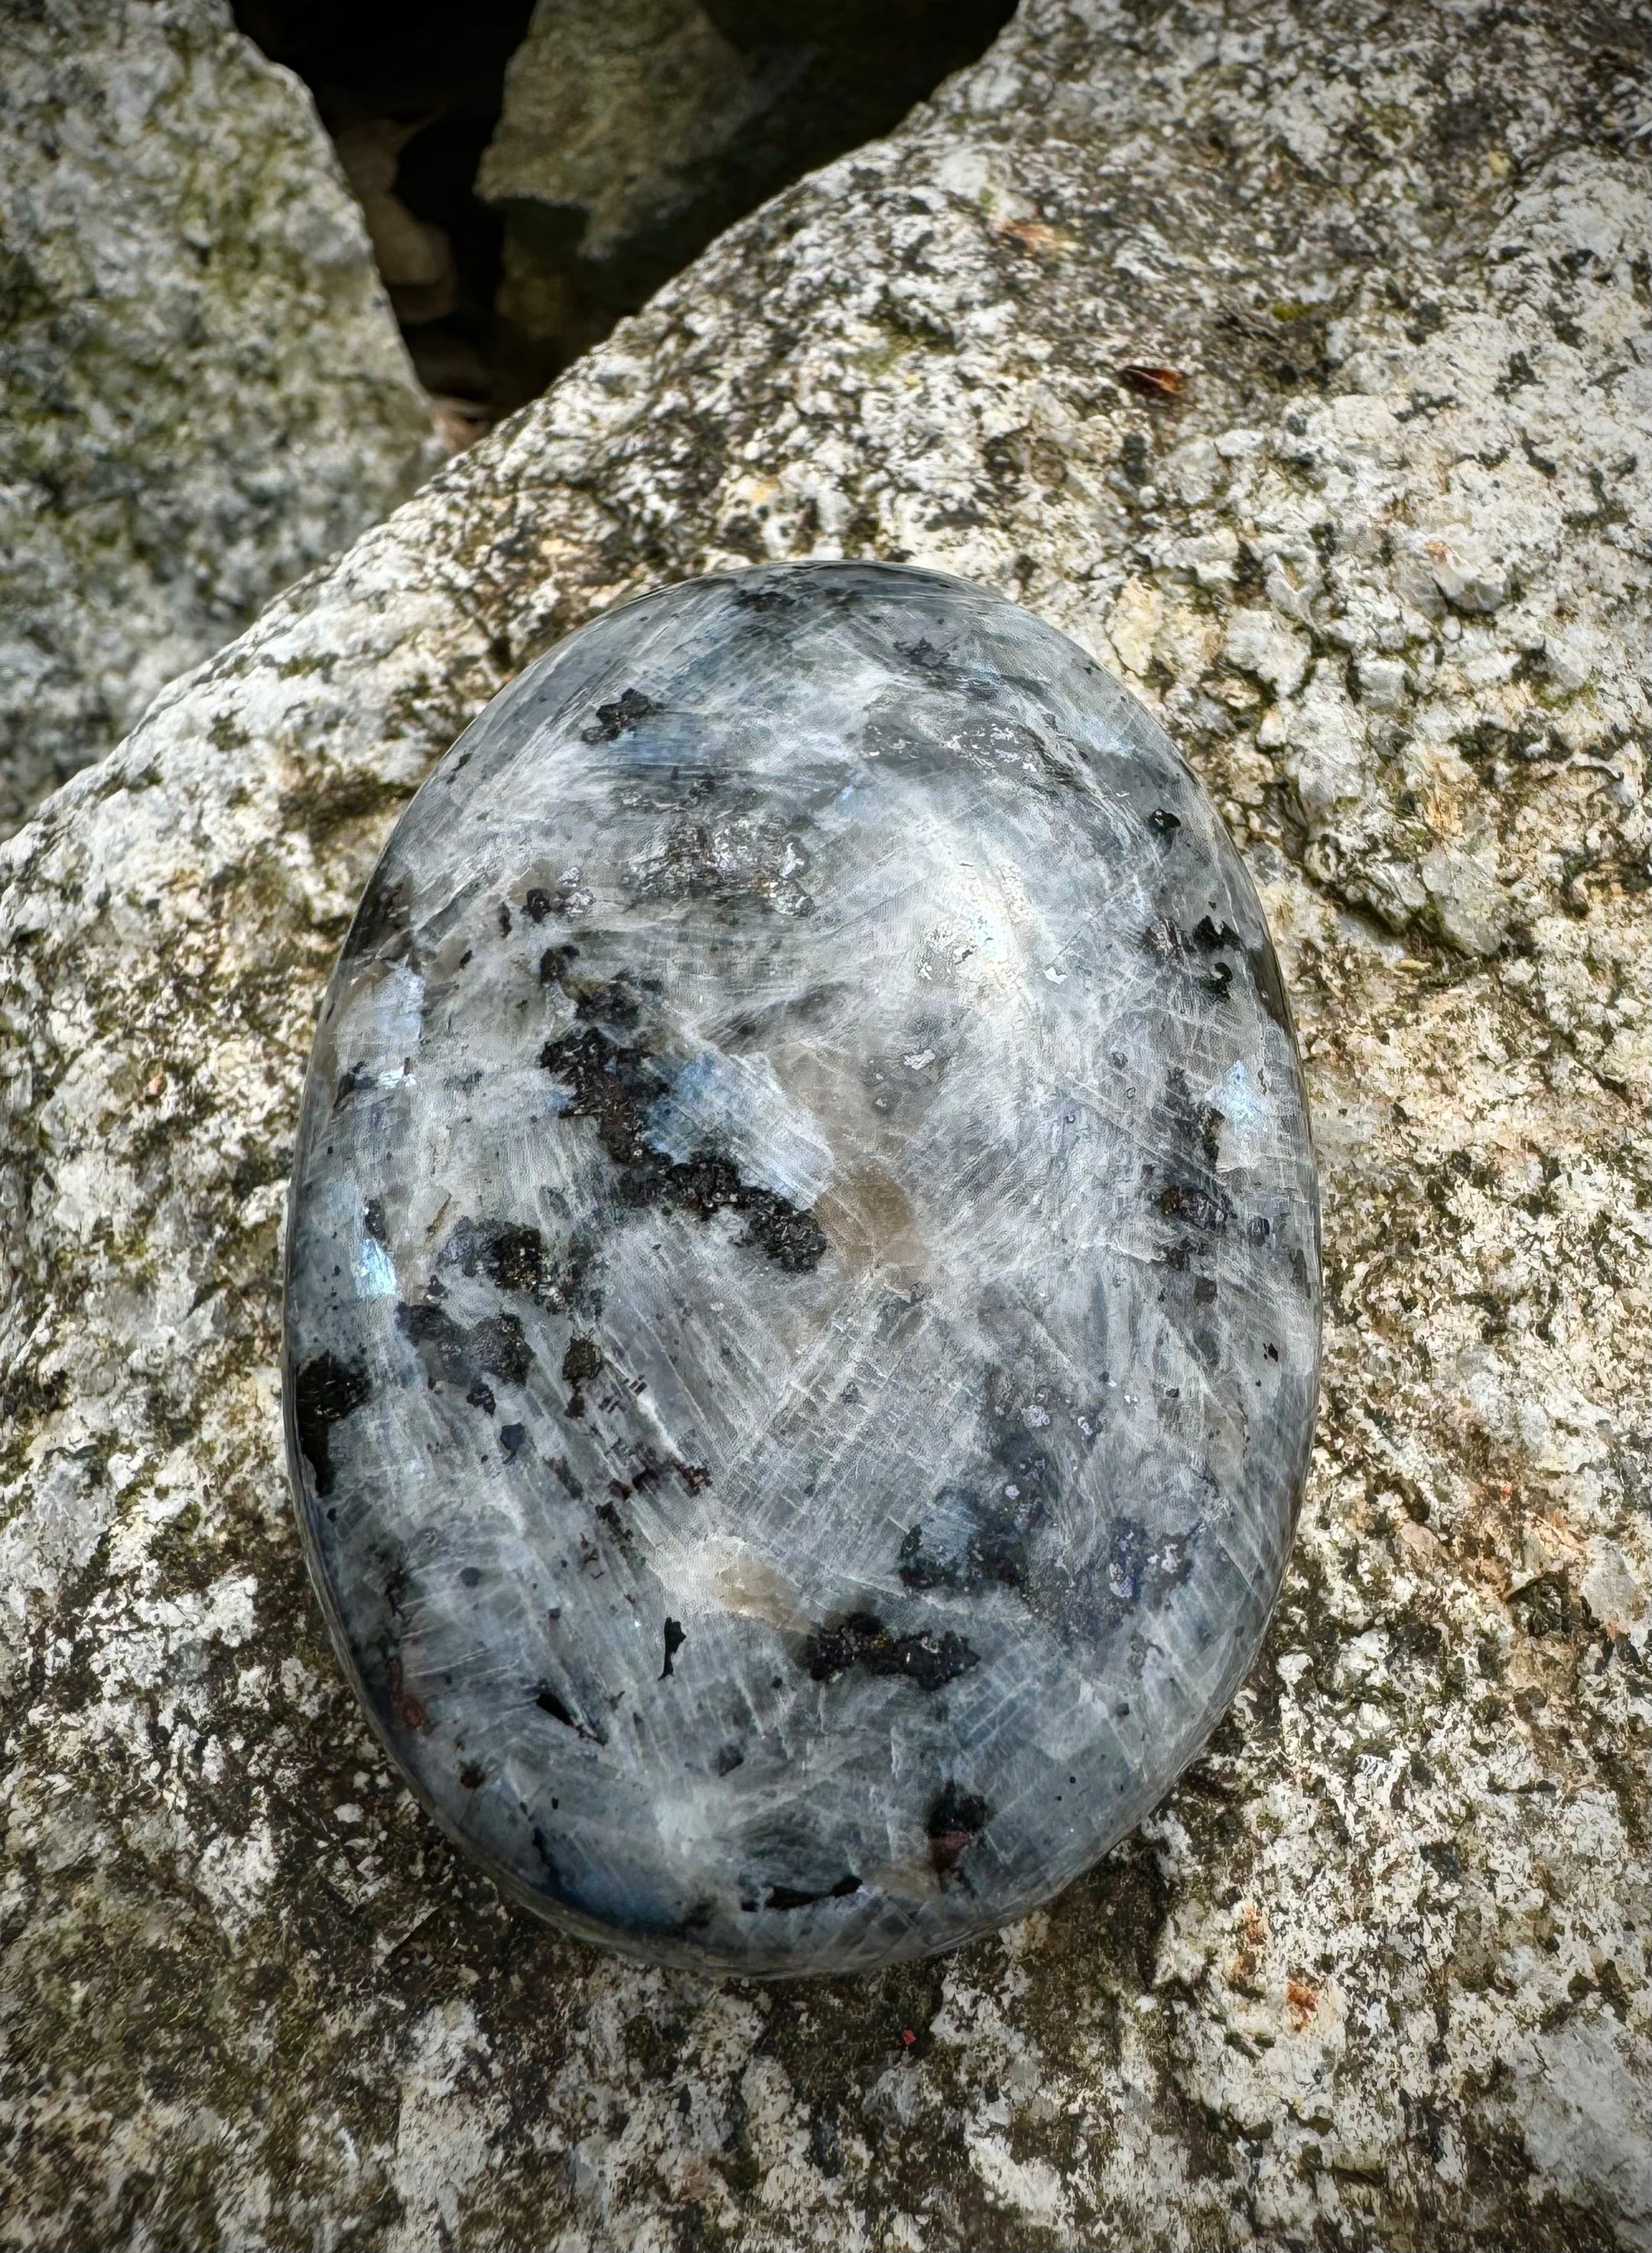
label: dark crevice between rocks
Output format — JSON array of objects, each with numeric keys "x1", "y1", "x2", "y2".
[
  {"x1": 234, "y1": 0, "x2": 535, "y2": 444},
  {"x1": 235, "y1": 0, "x2": 1016, "y2": 437}
]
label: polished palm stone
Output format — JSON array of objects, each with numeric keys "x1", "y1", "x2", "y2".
[{"x1": 283, "y1": 562, "x2": 1320, "y2": 1975}]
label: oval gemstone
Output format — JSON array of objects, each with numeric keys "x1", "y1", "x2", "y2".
[{"x1": 283, "y1": 562, "x2": 1319, "y2": 1975}]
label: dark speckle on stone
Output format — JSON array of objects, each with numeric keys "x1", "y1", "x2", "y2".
[
  {"x1": 582, "y1": 686, "x2": 656, "y2": 743},
  {"x1": 540, "y1": 1014, "x2": 827, "y2": 1272},
  {"x1": 476, "y1": 1314, "x2": 533, "y2": 1381},
  {"x1": 293, "y1": 1352, "x2": 369, "y2": 1498},
  {"x1": 574, "y1": 975, "x2": 640, "y2": 1027},
  {"x1": 1157, "y1": 1179, "x2": 1233, "y2": 1232},
  {"x1": 803, "y1": 1613, "x2": 980, "y2": 1692},
  {"x1": 1192, "y1": 915, "x2": 1243, "y2": 952},
  {"x1": 1422, "y1": 1840, "x2": 1464, "y2": 1883},
  {"x1": 899, "y1": 1503, "x2": 1035, "y2": 1594},
  {"x1": 767, "y1": 1874, "x2": 861, "y2": 1910},
  {"x1": 536, "y1": 1686, "x2": 577, "y2": 1727},
  {"x1": 661, "y1": 1617, "x2": 687, "y2": 1677},
  {"x1": 398, "y1": 1300, "x2": 534, "y2": 1389},
  {"x1": 562, "y1": 1336, "x2": 602, "y2": 1385},
  {"x1": 926, "y1": 1781, "x2": 990, "y2": 1878},
  {"x1": 444, "y1": 1217, "x2": 548, "y2": 1297},
  {"x1": 595, "y1": 1499, "x2": 633, "y2": 1550}
]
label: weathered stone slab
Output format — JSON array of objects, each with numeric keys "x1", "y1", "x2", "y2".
[
  {"x1": 0, "y1": 0, "x2": 445, "y2": 834},
  {"x1": 1, "y1": 2, "x2": 1647, "y2": 2245}
]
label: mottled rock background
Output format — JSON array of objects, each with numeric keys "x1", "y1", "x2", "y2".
[
  {"x1": 2, "y1": 1, "x2": 1649, "y2": 2247},
  {"x1": 0, "y1": 0, "x2": 445, "y2": 835}
]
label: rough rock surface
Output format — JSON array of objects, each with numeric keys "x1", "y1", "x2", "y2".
[
  {"x1": 2, "y1": 0, "x2": 1649, "y2": 2245},
  {"x1": 0, "y1": 0, "x2": 446, "y2": 836},
  {"x1": 478, "y1": 0, "x2": 769, "y2": 273}
]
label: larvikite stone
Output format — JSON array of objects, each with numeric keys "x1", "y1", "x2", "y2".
[{"x1": 282, "y1": 561, "x2": 1319, "y2": 1975}]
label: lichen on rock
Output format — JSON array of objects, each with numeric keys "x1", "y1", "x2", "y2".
[
  {"x1": 0, "y1": 1, "x2": 1647, "y2": 2246},
  {"x1": 0, "y1": 0, "x2": 447, "y2": 836}
]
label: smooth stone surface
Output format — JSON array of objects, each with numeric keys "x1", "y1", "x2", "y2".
[{"x1": 282, "y1": 562, "x2": 1319, "y2": 1975}]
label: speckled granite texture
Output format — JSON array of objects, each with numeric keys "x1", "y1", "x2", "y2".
[
  {"x1": 284, "y1": 565, "x2": 1318, "y2": 1973},
  {"x1": 0, "y1": 0, "x2": 444, "y2": 835},
  {"x1": 1, "y1": 1, "x2": 1648, "y2": 2246}
]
